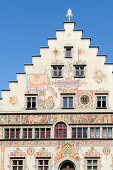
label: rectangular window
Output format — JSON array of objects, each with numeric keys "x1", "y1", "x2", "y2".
[
  {"x1": 5, "y1": 129, "x2": 9, "y2": 139},
  {"x1": 72, "y1": 128, "x2": 76, "y2": 138},
  {"x1": 51, "y1": 65, "x2": 63, "y2": 78},
  {"x1": 102, "y1": 127, "x2": 112, "y2": 138},
  {"x1": 64, "y1": 46, "x2": 73, "y2": 58},
  {"x1": 10, "y1": 129, "x2": 15, "y2": 139},
  {"x1": 40, "y1": 128, "x2": 45, "y2": 139},
  {"x1": 37, "y1": 158, "x2": 50, "y2": 170},
  {"x1": 35, "y1": 128, "x2": 39, "y2": 139},
  {"x1": 96, "y1": 95, "x2": 107, "y2": 109},
  {"x1": 35, "y1": 128, "x2": 51, "y2": 139},
  {"x1": 72, "y1": 127, "x2": 87, "y2": 139},
  {"x1": 86, "y1": 158, "x2": 99, "y2": 170},
  {"x1": 16, "y1": 129, "x2": 20, "y2": 139},
  {"x1": 63, "y1": 97, "x2": 74, "y2": 108},
  {"x1": 28, "y1": 128, "x2": 32, "y2": 139},
  {"x1": 26, "y1": 97, "x2": 36, "y2": 109},
  {"x1": 74, "y1": 65, "x2": 86, "y2": 78},
  {"x1": 23, "y1": 128, "x2": 27, "y2": 139},
  {"x1": 90, "y1": 127, "x2": 100, "y2": 138},
  {"x1": 11, "y1": 158, "x2": 24, "y2": 170},
  {"x1": 4, "y1": 128, "x2": 21, "y2": 139}
]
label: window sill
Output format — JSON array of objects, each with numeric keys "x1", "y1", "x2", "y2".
[
  {"x1": 96, "y1": 107, "x2": 107, "y2": 109},
  {"x1": 74, "y1": 76, "x2": 85, "y2": 78},
  {"x1": 26, "y1": 108, "x2": 37, "y2": 110},
  {"x1": 61, "y1": 107, "x2": 74, "y2": 109},
  {"x1": 52, "y1": 76, "x2": 63, "y2": 78},
  {"x1": 65, "y1": 56, "x2": 72, "y2": 58}
]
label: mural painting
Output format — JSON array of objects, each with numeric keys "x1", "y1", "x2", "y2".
[
  {"x1": 77, "y1": 90, "x2": 93, "y2": 108},
  {"x1": 27, "y1": 74, "x2": 48, "y2": 90},
  {"x1": 0, "y1": 114, "x2": 113, "y2": 125}
]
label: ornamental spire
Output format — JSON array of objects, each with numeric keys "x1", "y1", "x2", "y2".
[{"x1": 66, "y1": 8, "x2": 73, "y2": 21}]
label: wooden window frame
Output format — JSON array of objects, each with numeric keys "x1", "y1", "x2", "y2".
[{"x1": 54, "y1": 122, "x2": 67, "y2": 139}]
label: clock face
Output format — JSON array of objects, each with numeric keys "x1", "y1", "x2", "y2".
[{"x1": 80, "y1": 95, "x2": 90, "y2": 105}]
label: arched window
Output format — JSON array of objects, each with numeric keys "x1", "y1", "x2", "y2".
[{"x1": 55, "y1": 122, "x2": 67, "y2": 138}]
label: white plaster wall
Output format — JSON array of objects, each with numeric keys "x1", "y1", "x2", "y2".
[{"x1": 0, "y1": 22, "x2": 113, "y2": 112}]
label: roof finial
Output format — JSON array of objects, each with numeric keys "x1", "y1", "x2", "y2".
[{"x1": 66, "y1": 8, "x2": 73, "y2": 21}]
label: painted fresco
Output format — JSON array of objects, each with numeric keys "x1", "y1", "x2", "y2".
[
  {"x1": 27, "y1": 74, "x2": 48, "y2": 90},
  {"x1": 77, "y1": 90, "x2": 93, "y2": 108},
  {"x1": 0, "y1": 114, "x2": 113, "y2": 124}
]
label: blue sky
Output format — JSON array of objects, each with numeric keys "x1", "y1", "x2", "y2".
[{"x1": 0, "y1": 0, "x2": 113, "y2": 93}]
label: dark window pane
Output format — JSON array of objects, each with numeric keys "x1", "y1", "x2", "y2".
[
  {"x1": 90, "y1": 128, "x2": 94, "y2": 138},
  {"x1": 27, "y1": 102, "x2": 31, "y2": 108},
  {"x1": 72, "y1": 128, "x2": 76, "y2": 138},
  {"x1": 13, "y1": 167, "x2": 17, "y2": 170},
  {"x1": 27, "y1": 97, "x2": 31, "y2": 101},
  {"x1": 46, "y1": 128, "x2": 51, "y2": 138},
  {"x1": 16, "y1": 129, "x2": 20, "y2": 139},
  {"x1": 5, "y1": 129, "x2": 9, "y2": 139},
  {"x1": 35, "y1": 128, "x2": 39, "y2": 138},
  {"x1": 23, "y1": 129, "x2": 27, "y2": 138},
  {"x1": 102, "y1": 101, "x2": 106, "y2": 107},
  {"x1": 108, "y1": 128, "x2": 112, "y2": 138},
  {"x1": 59, "y1": 129, "x2": 63, "y2": 138},
  {"x1": 97, "y1": 101, "x2": 101, "y2": 107},
  {"x1": 18, "y1": 167, "x2": 23, "y2": 170},
  {"x1": 28, "y1": 128, "x2": 32, "y2": 139},
  {"x1": 39, "y1": 160, "x2": 43, "y2": 165},
  {"x1": 103, "y1": 128, "x2": 107, "y2": 138},
  {"x1": 96, "y1": 128, "x2": 100, "y2": 138},
  {"x1": 18, "y1": 160, "x2": 23, "y2": 165},
  {"x1": 13, "y1": 160, "x2": 17, "y2": 165},
  {"x1": 40, "y1": 129, "x2": 45, "y2": 138},
  {"x1": 83, "y1": 128, "x2": 87, "y2": 138},
  {"x1": 77, "y1": 128, "x2": 82, "y2": 138},
  {"x1": 10, "y1": 129, "x2": 15, "y2": 139},
  {"x1": 44, "y1": 160, "x2": 49, "y2": 165}
]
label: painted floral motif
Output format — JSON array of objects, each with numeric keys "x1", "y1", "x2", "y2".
[
  {"x1": 84, "y1": 147, "x2": 100, "y2": 157},
  {"x1": 94, "y1": 70, "x2": 105, "y2": 83},
  {"x1": 9, "y1": 147, "x2": 26, "y2": 157},
  {"x1": 103, "y1": 147, "x2": 111, "y2": 159},
  {"x1": 34, "y1": 148, "x2": 51, "y2": 157},
  {"x1": 27, "y1": 147, "x2": 35, "y2": 156}
]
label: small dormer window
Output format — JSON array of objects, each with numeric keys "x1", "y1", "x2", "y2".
[
  {"x1": 73, "y1": 65, "x2": 86, "y2": 78},
  {"x1": 64, "y1": 46, "x2": 73, "y2": 58}
]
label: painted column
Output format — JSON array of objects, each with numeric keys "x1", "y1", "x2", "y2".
[{"x1": 0, "y1": 146, "x2": 5, "y2": 170}]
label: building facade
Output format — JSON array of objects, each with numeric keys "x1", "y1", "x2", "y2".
[{"x1": 0, "y1": 10, "x2": 113, "y2": 170}]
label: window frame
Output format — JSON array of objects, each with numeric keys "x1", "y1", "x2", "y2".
[
  {"x1": 10, "y1": 157, "x2": 25, "y2": 170},
  {"x1": 54, "y1": 122, "x2": 67, "y2": 139},
  {"x1": 61, "y1": 93, "x2": 75, "y2": 109},
  {"x1": 102, "y1": 127, "x2": 112, "y2": 138},
  {"x1": 73, "y1": 64, "x2": 86, "y2": 78},
  {"x1": 85, "y1": 157, "x2": 100, "y2": 170},
  {"x1": 25, "y1": 94, "x2": 38, "y2": 110},
  {"x1": 95, "y1": 93, "x2": 108, "y2": 109},
  {"x1": 36, "y1": 157, "x2": 51, "y2": 170},
  {"x1": 64, "y1": 46, "x2": 73, "y2": 58},
  {"x1": 72, "y1": 127, "x2": 88, "y2": 139},
  {"x1": 4, "y1": 128, "x2": 21, "y2": 139},
  {"x1": 90, "y1": 127, "x2": 100, "y2": 139},
  {"x1": 51, "y1": 65, "x2": 64, "y2": 78}
]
